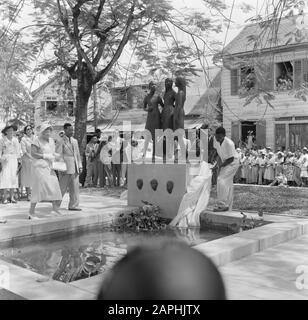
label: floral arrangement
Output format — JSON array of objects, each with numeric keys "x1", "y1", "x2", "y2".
[{"x1": 110, "y1": 201, "x2": 169, "y2": 232}]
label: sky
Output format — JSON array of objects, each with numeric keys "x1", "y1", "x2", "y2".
[{"x1": 4, "y1": 0, "x2": 267, "y2": 90}]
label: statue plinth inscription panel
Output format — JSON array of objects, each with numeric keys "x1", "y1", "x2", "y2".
[{"x1": 128, "y1": 163, "x2": 187, "y2": 219}]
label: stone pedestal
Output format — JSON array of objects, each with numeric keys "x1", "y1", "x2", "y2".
[{"x1": 127, "y1": 163, "x2": 187, "y2": 219}]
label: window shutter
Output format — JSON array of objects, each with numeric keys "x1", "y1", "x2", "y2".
[
  {"x1": 40, "y1": 101, "x2": 46, "y2": 117},
  {"x1": 261, "y1": 63, "x2": 274, "y2": 91},
  {"x1": 231, "y1": 121, "x2": 240, "y2": 147},
  {"x1": 256, "y1": 120, "x2": 266, "y2": 148},
  {"x1": 230, "y1": 69, "x2": 239, "y2": 96},
  {"x1": 256, "y1": 60, "x2": 274, "y2": 91},
  {"x1": 302, "y1": 59, "x2": 308, "y2": 83},
  {"x1": 294, "y1": 60, "x2": 302, "y2": 89}
]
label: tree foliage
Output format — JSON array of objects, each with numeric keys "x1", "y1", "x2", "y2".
[
  {"x1": 23, "y1": 0, "x2": 225, "y2": 151},
  {"x1": 0, "y1": 27, "x2": 34, "y2": 125}
]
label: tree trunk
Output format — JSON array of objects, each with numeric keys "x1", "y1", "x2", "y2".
[{"x1": 74, "y1": 64, "x2": 93, "y2": 157}]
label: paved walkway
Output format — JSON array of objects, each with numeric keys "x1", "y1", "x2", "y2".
[
  {"x1": 0, "y1": 193, "x2": 127, "y2": 221},
  {"x1": 220, "y1": 235, "x2": 308, "y2": 300}
]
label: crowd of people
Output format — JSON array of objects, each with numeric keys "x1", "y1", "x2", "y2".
[
  {"x1": 1, "y1": 123, "x2": 307, "y2": 210},
  {"x1": 233, "y1": 146, "x2": 308, "y2": 187},
  {"x1": 82, "y1": 129, "x2": 145, "y2": 188},
  {"x1": 0, "y1": 123, "x2": 83, "y2": 219}
]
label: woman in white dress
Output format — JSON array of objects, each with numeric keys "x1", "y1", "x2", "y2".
[
  {"x1": 0, "y1": 125, "x2": 22, "y2": 204},
  {"x1": 300, "y1": 157, "x2": 308, "y2": 187},
  {"x1": 20, "y1": 125, "x2": 35, "y2": 200},
  {"x1": 264, "y1": 152, "x2": 275, "y2": 184},
  {"x1": 29, "y1": 123, "x2": 62, "y2": 219},
  {"x1": 99, "y1": 136, "x2": 113, "y2": 187}
]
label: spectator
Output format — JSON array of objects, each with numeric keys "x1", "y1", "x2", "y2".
[
  {"x1": 20, "y1": 125, "x2": 35, "y2": 201},
  {"x1": 300, "y1": 157, "x2": 308, "y2": 187},
  {"x1": 99, "y1": 135, "x2": 113, "y2": 187},
  {"x1": 84, "y1": 135, "x2": 98, "y2": 187},
  {"x1": 0, "y1": 125, "x2": 21, "y2": 204},
  {"x1": 264, "y1": 152, "x2": 275, "y2": 184},
  {"x1": 93, "y1": 129, "x2": 105, "y2": 187}
]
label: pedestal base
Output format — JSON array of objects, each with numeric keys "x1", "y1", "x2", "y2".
[{"x1": 127, "y1": 163, "x2": 187, "y2": 219}]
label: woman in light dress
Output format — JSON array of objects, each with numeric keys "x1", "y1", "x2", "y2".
[
  {"x1": 20, "y1": 125, "x2": 35, "y2": 200},
  {"x1": 293, "y1": 151, "x2": 303, "y2": 186},
  {"x1": 283, "y1": 152, "x2": 295, "y2": 186},
  {"x1": 275, "y1": 152, "x2": 284, "y2": 176},
  {"x1": 239, "y1": 152, "x2": 247, "y2": 183},
  {"x1": 300, "y1": 157, "x2": 308, "y2": 187},
  {"x1": 29, "y1": 123, "x2": 62, "y2": 219},
  {"x1": 264, "y1": 152, "x2": 275, "y2": 184},
  {"x1": 99, "y1": 136, "x2": 113, "y2": 187},
  {"x1": 0, "y1": 125, "x2": 22, "y2": 204},
  {"x1": 256, "y1": 152, "x2": 266, "y2": 185},
  {"x1": 251, "y1": 151, "x2": 259, "y2": 184}
]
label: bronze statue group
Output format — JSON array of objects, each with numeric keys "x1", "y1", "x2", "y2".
[{"x1": 143, "y1": 76, "x2": 187, "y2": 160}]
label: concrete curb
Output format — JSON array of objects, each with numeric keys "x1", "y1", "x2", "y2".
[{"x1": 194, "y1": 211, "x2": 308, "y2": 267}]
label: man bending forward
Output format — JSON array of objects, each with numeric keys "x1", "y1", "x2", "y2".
[{"x1": 212, "y1": 127, "x2": 240, "y2": 212}]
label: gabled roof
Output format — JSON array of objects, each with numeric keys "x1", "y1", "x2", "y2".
[
  {"x1": 185, "y1": 68, "x2": 221, "y2": 116},
  {"x1": 223, "y1": 14, "x2": 308, "y2": 56},
  {"x1": 31, "y1": 76, "x2": 58, "y2": 98}
]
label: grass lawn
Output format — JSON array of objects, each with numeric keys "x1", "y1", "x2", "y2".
[
  {"x1": 81, "y1": 185, "x2": 308, "y2": 216},
  {"x1": 209, "y1": 185, "x2": 308, "y2": 215}
]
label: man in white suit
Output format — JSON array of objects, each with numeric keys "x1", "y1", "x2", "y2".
[{"x1": 56, "y1": 123, "x2": 83, "y2": 211}]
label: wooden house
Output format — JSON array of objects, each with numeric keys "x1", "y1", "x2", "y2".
[{"x1": 221, "y1": 14, "x2": 308, "y2": 150}]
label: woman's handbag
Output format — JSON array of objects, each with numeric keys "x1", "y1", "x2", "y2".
[{"x1": 52, "y1": 161, "x2": 67, "y2": 172}]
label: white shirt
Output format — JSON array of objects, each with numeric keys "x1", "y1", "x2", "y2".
[
  {"x1": 213, "y1": 136, "x2": 239, "y2": 163},
  {"x1": 100, "y1": 142, "x2": 112, "y2": 164}
]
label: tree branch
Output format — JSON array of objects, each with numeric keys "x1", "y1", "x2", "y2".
[
  {"x1": 94, "y1": 0, "x2": 107, "y2": 28},
  {"x1": 54, "y1": 51, "x2": 78, "y2": 78},
  {"x1": 92, "y1": 39, "x2": 106, "y2": 66},
  {"x1": 57, "y1": 0, "x2": 96, "y2": 78},
  {"x1": 94, "y1": 1, "x2": 136, "y2": 83},
  {"x1": 131, "y1": 18, "x2": 152, "y2": 33}
]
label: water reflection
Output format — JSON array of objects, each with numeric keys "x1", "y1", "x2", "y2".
[{"x1": 1, "y1": 227, "x2": 231, "y2": 283}]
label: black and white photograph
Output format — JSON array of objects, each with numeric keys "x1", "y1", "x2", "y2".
[{"x1": 0, "y1": 0, "x2": 308, "y2": 303}]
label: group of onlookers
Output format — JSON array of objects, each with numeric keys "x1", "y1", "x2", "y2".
[
  {"x1": 0, "y1": 122, "x2": 82, "y2": 219},
  {"x1": 234, "y1": 146, "x2": 308, "y2": 187},
  {"x1": 83, "y1": 129, "x2": 145, "y2": 188},
  {"x1": 82, "y1": 128, "x2": 198, "y2": 188}
]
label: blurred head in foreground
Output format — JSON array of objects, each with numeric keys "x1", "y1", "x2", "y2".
[{"x1": 97, "y1": 240, "x2": 226, "y2": 300}]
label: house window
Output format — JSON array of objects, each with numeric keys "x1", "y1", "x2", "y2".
[
  {"x1": 45, "y1": 100, "x2": 74, "y2": 116},
  {"x1": 240, "y1": 67, "x2": 256, "y2": 91},
  {"x1": 275, "y1": 123, "x2": 286, "y2": 151},
  {"x1": 289, "y1": 123, "x2": 308, "y2": 150},
  {"x1": 46, "y1": 101, "x2": 58, "y2": 113},
  {"x1": 67, "y1": 101, "x2": 74, "y2": 116},
  {"x1": 275, "y1": 61, "x2": 293, "y2": 91}
]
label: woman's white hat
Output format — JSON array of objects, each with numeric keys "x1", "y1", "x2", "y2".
[{"x1": 37, "y1": 122, "x2": 53, "y2": 135}]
